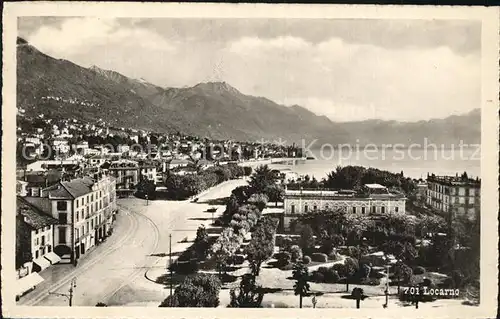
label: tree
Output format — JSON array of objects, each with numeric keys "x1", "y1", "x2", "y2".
[
  {"x1": 265, "y1": 184, "x2": 284, "y2": 207},
  {"x1": 249, "y1": 165, "x2": 277, "y2": 194},
  {"x1": 194, "y1": 225, "x2": 209, "y2": 260},
  {"x1": 229, "y1": 273, "x2": 264, "y2": 308},
  {"x1": 344, "y1": 257, "x2": 359, "y2": 292},
  {"x1": 393, "y1": 262, "x2": 413, "y2": 293},
  {"x1": 245, "y1": 217, "x2": 279, "y2": 276},
  {"x1": 212, "y1": 228, "x2": 243, "y2": 275},
  {"x1": 292, "y1": 262, "x2": 310, "y2": 308},
  {"x1": 248, "y1": 193, "x2": 269, "y2": 212},
  {"x1": 351, "y1": 287, "x2": 366, "y2": 309},
  {"x1": 289, "y1": 245, "x2": 303, "y2": 263},
  {"x1": 136, "y1": 177, "x2": 156, "y2": 198},
  {"x1": 299, "y1": 225, "x2": 315, "y2": 256},
  {"x1": 169, "y1": 273, "x2": 222, "y2": 307}
]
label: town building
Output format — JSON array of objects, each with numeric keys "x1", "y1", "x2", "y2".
[
  {"x1": 23, "y1": 173, "x2": 117, "y2": 263},
  {"x1": 282, "y1": 183, "x2": 406, "y2": 229},
  {"x1": 426, "y1": 174, "x2": 480, "y2": 222},
  {"x1": 16, "y1": 197, "x2": 61, "y2": 299},
  {"x1": 107, "y1": 159, "x2": 139, "y2": 195}
]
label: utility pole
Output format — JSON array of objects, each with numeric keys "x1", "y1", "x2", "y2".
[
  {"x1": 49, "y1": 278, "x2": 77, "y2": 306},
  {"x1": 169, "y1": 233, "x2": 173, "y2": 305}
]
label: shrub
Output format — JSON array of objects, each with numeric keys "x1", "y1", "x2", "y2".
[
  {"x1": 289, "y1": 245, "x2": 303, "y2": 262},
  {"x1": 280, "y1": 263, "x2": 294, "y2": 271},
  {"x1": 275, "y1": 252, "x2": 291, "y2": 268},
  {"x1": 311, "y1": 253, "x2": 328, "y2": 263},
  {"x1": 413, "y1": 266, "x2": 426, "y2": 275},
  {"x1": 230, "y1": 254, "x2": 245, "y2": 265},
  {"x1": 311, "y1": 271, "x2": 325, "y2": 283},
  {"x1": 332, "y1": 263, "x2": 347, "y2": 278},
  {"x1": 359, "y1": 277, "x2": 381, "y2": 286},
  {"x1": 302, "y1": 256, "x2": 312, "y2": 264},
  {"x1": 324, "y1": 268, "x2": 341, "y2": 283}
]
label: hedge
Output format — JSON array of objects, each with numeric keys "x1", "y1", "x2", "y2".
[{"x1": 311, "y1": 253, "x2": 328, "y2": 262}]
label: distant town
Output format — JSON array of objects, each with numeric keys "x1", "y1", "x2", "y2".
[{"x1": 15, "y1": 110, "x2": 480, "y2": 309}]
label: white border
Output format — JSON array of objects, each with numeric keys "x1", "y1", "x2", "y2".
[{"x1": 2, "y1": 3, "x2": 499, "y2": 318}]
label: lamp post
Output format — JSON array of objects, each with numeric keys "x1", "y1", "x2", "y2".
[
  {"x1": 145, "y1": 194, "x2": 149, "y2": 206},
  {"x1": 49, "y1": 278, "x2": 77, "y2": 306},
  {"x1": 169, "y1": 233, "x2": 173, "y2": 306},
  {"x1": 383, "y1": 264, "x2": 390, "y2": 308}
]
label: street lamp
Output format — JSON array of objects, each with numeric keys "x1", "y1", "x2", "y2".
[
  {"x1": 145, "y1": 194, "x2": 149, "y2": 206},
  {"x1": 49, "y1": 278, "x2": 77, "y2": 306}
]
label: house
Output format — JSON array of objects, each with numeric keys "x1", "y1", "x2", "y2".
[
  {"x1": 24, "y1": 173, "x2": 117, "y2": 263},
  {"x1": 16, "y1": 197, "x2": 62, "y2": 299},
  {"x1": 107, "y1": 159, "x2": 139, "y2": 194}
]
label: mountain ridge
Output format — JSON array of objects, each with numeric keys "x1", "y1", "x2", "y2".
[{"x1": 17, "y1": 37, "x2": 480, "y2": 145}]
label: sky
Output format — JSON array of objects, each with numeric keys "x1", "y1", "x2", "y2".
[{"x1": 18, "y1": 17, "x2": 481, "y2": 122}]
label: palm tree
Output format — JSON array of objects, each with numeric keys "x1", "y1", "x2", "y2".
[
  {"x1": 351, "y1": 287, "x2": 366, "y2": 308},
  {"x1": 292, "y1": 262, "x2": 310, "y2": 308}
]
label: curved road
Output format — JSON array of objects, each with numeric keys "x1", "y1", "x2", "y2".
[{"x1": 18, "y1": 178, "x2": 246, "y2": 307}]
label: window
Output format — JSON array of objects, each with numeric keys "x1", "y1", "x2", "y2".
[
  {"x1": 304, "y1": 205, "x2": 308, "y2": 213},
  {"x1": 75, "y1": 228, "x2": 79, "y2": 240},
  {"x1": 57, "y1": 201, "x2": 67, "y2": 211},
  {"x1": 35, "y1": 229, "x2": 38, "y2": 235},
  {"x1": 362, "y1": 207, "x2": 366, "y2": 214},
  {"x1": 395, "y1": 206, "x2": 399, "y2": 213},
  {"x1": 76, "y1": 199, "x2": 79, "y2": 208},
  {"x1": 35, "y1": 251, "x2": 39, "y2": 259},
  {"x1": 291, "y1": 205, "x2": 295, "y2": 214},
  {"x1": 58, "y1": 213, "x2": 68, "y2": 224},
  {"x1": 91, "y1": 219, "x2": 94, "y2": 229},
  {"x1": 35, "y1": 237, "x2": 39, "y2": 245},
  {"x1": 58, "y1": 227, "x2": 67, "y2": 244},
  {"x1": 352, "y1": 207, "x2": 357, "y2": 214},
  {"x1": 91, "y1": 194, "x2": 94, "y2": 202},
  {"x1": 381, "y1": 206, "x2": 386, "y2": 214},
  {"x1": 48, "y1": 246, "x2": 52, "y2": 253},
  {"x1": 41, "y1": 236, "x2": 45, "y2": 246},
  {"x1": 313, "y1": 205, "x2": 317, "y2": 211},
  {"x1": 371, "y1": 206, "x2": 376, "y2": 214},
  {"x1": 325, "y1": 205, "x2": 329, "y2": 210},
  {"x1": 76, "y1": 211, "x2": 79, "y2": 222}
]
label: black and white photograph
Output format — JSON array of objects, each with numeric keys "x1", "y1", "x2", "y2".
[{"x1": 2, "y1": 3, "x2": 499, "y2": 318}]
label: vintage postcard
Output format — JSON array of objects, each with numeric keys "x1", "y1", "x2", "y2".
[{"x1": 2, "y1": 2, "x2": 499, "y2": 318}]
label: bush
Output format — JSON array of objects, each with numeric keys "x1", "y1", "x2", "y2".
[
  {"x1": 311, "y1": 253, "x2": 328, "y2": 263},
  {"x1": 289, "y1": 245, "x2": 303, "y2": 262},
  {"x1": 324, "y1": 268, "x2": 341, "y2": 283},
  {"x1": 332, "y1": 263, "x2": 347, "y2": 278},
  {"x1": 229, "y1": 254, "x2": 245, "y2": 265},
  {"x1": 359, "y1": 277, "x2": 381, "y2": 286},
  {"x1": 302, "y1": 256, "x2": 312, "y2": 264},
  {"x1": 275, "y1": 252, "x2": 291, "y2": 268},
  {"x1": 311, "y1": 271, "x2": 325, "y2": 282},
  {"x1": 413, "y1": 266, "x2": 426, "y2": 275},
  {"x1": 280, "y1": 263, "x2": 294, "y2": 271}
]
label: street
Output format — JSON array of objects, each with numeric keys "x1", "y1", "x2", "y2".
[{"x1": 18, "y1": 178, "x2": 247, "y2": 306}]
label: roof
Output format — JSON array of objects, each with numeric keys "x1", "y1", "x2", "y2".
[
  {"x1": 60, "y1": 177, "x2": 95, "y2": 198},
  {"x1": 17, "y1": 197, "x2": 58, "y2": 229}
]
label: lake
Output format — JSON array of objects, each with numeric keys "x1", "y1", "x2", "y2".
[{"x1": 269, "y1": 148, "x2": 481, "y2": 180}]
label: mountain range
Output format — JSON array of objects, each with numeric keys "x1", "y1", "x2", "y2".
[{"x1": 17, "y1": 37, "x2": 481, "y2": 146}]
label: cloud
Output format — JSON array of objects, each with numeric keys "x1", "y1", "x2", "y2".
[
  {"x1": 21, "y1": 18, "x2": 480, "y2": 121},
  {"x1": 222, "y1": 36, "x2": 480, "y2": 121},
  {"x1": 27, "y1": 17, "x2": 176, "y2": 58}
]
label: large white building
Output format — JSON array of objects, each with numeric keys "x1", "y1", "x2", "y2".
[{"x1": 283, "y1": 184, "x2": 407, "y2": 229}]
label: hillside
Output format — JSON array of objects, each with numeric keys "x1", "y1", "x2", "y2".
[{"x1": 17, "y1": 37, "x2": 480, "y2": 145}]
